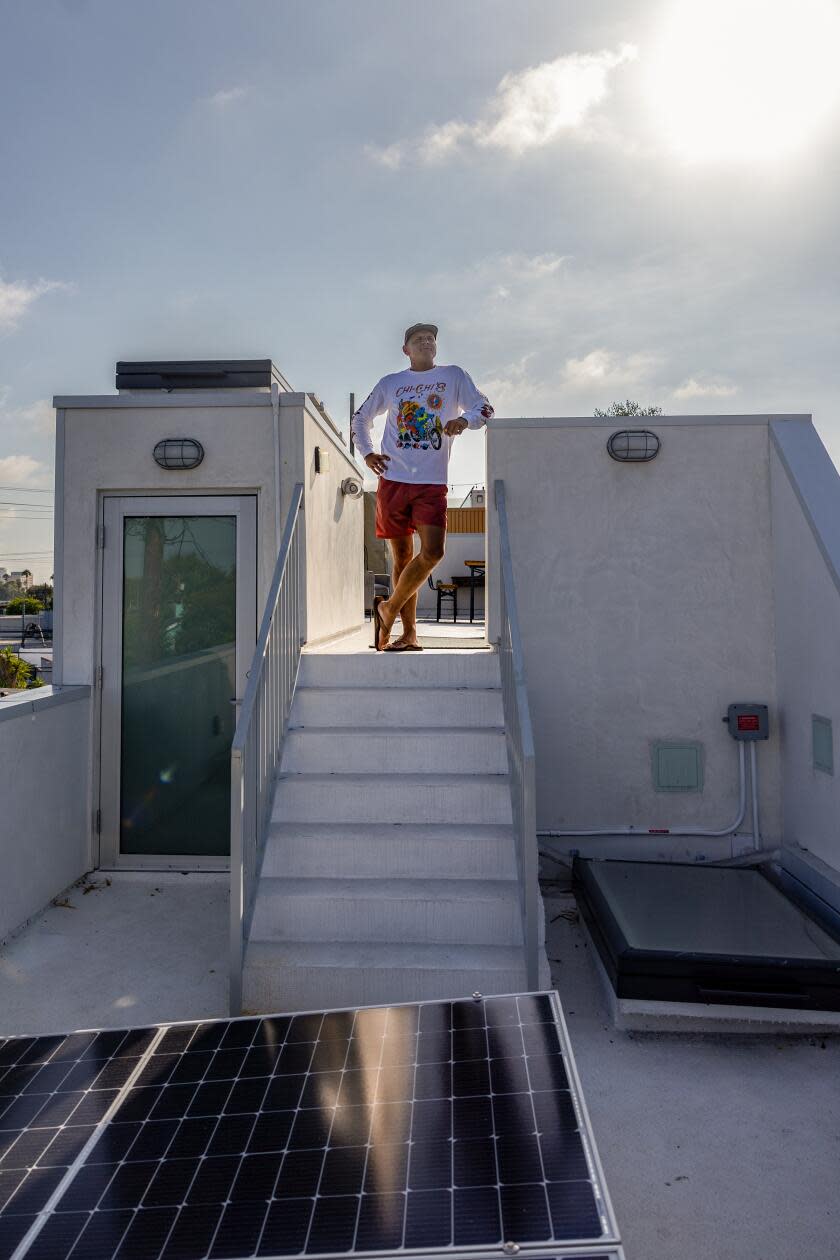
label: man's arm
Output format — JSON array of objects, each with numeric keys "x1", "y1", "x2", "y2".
[
  {"x1": 444, "y1": 367, "x2": 495, "y2": 436},
  {"x1": 350, "y1": 381, "x2": 386, "y2": 458},
  {"x1": 351, "y1": 380, "x2": 391, "y2": 474}
]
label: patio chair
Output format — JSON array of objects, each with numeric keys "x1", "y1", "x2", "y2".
[
  {"x1": 364, "y1": 570, "x2": 392, "y2": 614},
  {"x1": 427, "y1": 574, "x2": 458, "y2": 622}
]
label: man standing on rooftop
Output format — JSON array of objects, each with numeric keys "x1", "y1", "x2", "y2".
[{"x1": 351, "y1": 324, "x2": 494, "y2": 651}]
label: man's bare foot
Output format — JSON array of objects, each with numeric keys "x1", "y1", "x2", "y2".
[{"x1": 387, "y1": 629, "x2": 419, "y2": 650}]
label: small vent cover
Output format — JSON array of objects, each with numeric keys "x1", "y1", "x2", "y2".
[
  {"x1": 813, "y1": 715, "x2": 834, "y2": 775},
  {"x1": 607, "y1": 429, "x2": 661, "y2": 462},
  {"x1": 153, "y1": 438, "x2": 205, "y2": 470}
]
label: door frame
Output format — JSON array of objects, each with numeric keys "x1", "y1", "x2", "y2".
[{"x1": 97, "y1": 494, "x2": 257, "y2": 870}]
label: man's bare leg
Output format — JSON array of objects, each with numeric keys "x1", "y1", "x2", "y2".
[
  {"x1": 386, "y1": 535, "x2": 420, "y2": 649},
  {"x1": 377, "y1": 524, "x2": 445, "y2": 640}
]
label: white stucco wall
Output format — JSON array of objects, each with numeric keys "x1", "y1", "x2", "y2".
[
  {"x1": 301, "y1": 403, "x2": 365, "y2": 644},
  {"x1": 487, "y1": 416, "x2": 790, "y2": 854},
  {"x1": 0, "y1": 688, "x2": 91, "y2": 941},
  {"x1": 770, "y1": 420, "x2": 840, "y2": 873}
]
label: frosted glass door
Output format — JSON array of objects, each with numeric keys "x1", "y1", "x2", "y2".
[
  {"x1": 100, "y1": 496, "x2": 256, "y2": 866},
  {"x1": 120, "y1": 515, "x2": 236, "y2": 856}
]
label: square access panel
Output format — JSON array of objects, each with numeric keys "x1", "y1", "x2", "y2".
[{"x1": 652, "y1": 742, "x2": 703, "y2": 792}]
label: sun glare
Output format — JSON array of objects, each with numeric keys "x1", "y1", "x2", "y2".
[{"x1": 645, "y1": 0, "x2": 840, "y2": 161}]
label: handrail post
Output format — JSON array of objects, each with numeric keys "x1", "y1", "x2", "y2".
[
  {"x1": 229, "y1": 483, "x2": 304, "y2": 1015},
  {"x1": 494, "y1": 479, "x2": 541, "y2": 990},
  {"x1": 229, "y1": 747, "x2": 244, "y2": 1014}
]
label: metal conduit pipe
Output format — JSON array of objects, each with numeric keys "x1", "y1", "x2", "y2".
[
  {"x1": 750, "y1": 741, "x2": 761, "y2": 851},
  {"x1": 537, "y1": 740, "x2": 748, "y2": 840}
]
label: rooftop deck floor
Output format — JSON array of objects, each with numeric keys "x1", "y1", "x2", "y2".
[
  {"x1": 1, "y1": 864, "x2": 836, "y2": 1258},
  {"x1": 0, "y1": 872, "x2": 228, "y2": 1036},
  {"x1": 308, "y1": 614, "x2": 488, "y2": 653}
]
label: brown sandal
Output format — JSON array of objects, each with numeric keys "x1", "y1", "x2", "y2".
[{"x1": 372, "y1": 596, "x2": 386, "y2": 651}]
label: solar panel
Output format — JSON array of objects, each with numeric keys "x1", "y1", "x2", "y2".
[{"x1": 0, "y1": 993, "x2": 621, "y2": 1259}]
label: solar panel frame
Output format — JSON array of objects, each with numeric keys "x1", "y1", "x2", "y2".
[{"x1": 0, "y1": 992, "x2": 621, "y2": 1260}]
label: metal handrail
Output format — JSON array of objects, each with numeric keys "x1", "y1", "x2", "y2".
[
  {"x1": 230, "y1": 483, "x2": 304, "y2": 1013},
  {"x1": 494, "y1": 479, "x2": 540, "y2": 989}
]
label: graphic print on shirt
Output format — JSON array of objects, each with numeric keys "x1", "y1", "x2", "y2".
[{"x1": 396, "y1": 397, "x2": 443, "y2": 450}]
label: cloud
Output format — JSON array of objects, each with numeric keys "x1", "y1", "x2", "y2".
[
  {"x1": 0, "y1": 454, "x2": 50, "y2": 487},
  {"x1": 671, "y1": 377, "x2": 738, "y2": 399},
  {"x1": 0, "y1": 397, "x2": 55, "y2": 438},
  {"x1": 0, "y1": 275, "x2": 72, "y2": 333},
  {"x1": 205, "y1": 85, "x2": 249, "y2": 108},
  {"x1": 367, "y1": 44, "x2": 637, "y2": 166},
  {"x1": 469, "y1": 252, "x2": 571, "y2": 306},
  {"x1": 481, "y1": 353, "x2": 540, "y2": 413},
  {"x1": 562, "y1": 347, "x2": 662, "y2": 390}
]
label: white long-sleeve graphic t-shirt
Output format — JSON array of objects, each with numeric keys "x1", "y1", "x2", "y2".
[{"x1": 351, "y1": 364, "x2": 494, "y2": 485}]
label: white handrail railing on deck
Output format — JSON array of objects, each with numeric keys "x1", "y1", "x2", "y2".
[
  {"x1": 230, "y1": 483, "x2": 304, "y2": 1013},
  {"x1": 494, "y1": 479, "x2": 540, "y2": 989}
]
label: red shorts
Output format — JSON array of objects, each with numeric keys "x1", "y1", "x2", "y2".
[{"x1": 375, "y1": 478, "x2": 448, "y2": 538}]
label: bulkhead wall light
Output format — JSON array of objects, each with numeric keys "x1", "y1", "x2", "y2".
[
  {"x1": 153, "y1": 438, "x2": 205, "y2": 470},
  {"x1": 606, "y1": 429, "x2": 661, "y2": 463}
]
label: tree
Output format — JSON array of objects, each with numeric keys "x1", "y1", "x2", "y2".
[
  {"x1": 27, "y1": 583, "x2": 53, "y2": 609},
  {"x1": 6, "y1": 596, "x2": 44, "y2": 615},
  {"x1": 0, "y1": 648, "x2": 35, "y2": 689},
  {"x1": 594, "y1": 399, "x2": 663, "y2": 418}
]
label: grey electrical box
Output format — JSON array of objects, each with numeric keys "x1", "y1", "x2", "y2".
[{"x1": 725, "y1": 703, "x2": 769, "y2": 741}]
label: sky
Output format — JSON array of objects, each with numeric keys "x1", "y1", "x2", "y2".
[{"x1": 2, "y1": 0, "x2": 840, "y2": 581}]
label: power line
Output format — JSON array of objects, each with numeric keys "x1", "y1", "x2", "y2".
[
  {"x1": 0, "y1": 500, "x2": 55, "y2": 509},
  {"x1": 0, "y1": 486, "x2": 53, "y2": 494}
]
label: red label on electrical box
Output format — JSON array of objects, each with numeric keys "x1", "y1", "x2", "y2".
[{"x1": 737, "y1": 715, "x2": 760, "y2": 731}]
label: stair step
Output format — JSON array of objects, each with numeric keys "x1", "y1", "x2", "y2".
[
  {"x1": 291, "y1": 686, "x2": 504, "y2": 729},
  {"x1": 272, "y1": 773, "x2": 512, "y2": 825},
  {"x1": 249, "y1": 877, "x2": 523, "y2": 946},
  {"x1": 281, "y1": 727, "x2": 507, "y2": 774},
  {"x1": 242, "y1": 940, "x2": 542, "y2": 1012},
  {"x1": 298, "y1": 651, "x2": 500, "y2": 689},
  {"x1": 262, "y1": 823, "x2": 518, "y2": 880}
]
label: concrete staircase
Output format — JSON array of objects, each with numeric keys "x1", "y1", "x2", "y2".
[{"x1": 242, "y1": 645, "x2": 548, "y2": 1012}]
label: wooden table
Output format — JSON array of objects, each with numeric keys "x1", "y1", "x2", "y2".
[{"x1": 464, "y1": 559, "x2": 485, "y2": 623}]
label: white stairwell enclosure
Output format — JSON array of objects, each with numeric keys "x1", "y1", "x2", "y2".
[{"x1": 229, "y1": 480, "x2": 548, "y2": 1014}]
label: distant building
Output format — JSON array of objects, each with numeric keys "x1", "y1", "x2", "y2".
[{"x1": 10, "y1": 571, "x2": 33, "y2": 588}]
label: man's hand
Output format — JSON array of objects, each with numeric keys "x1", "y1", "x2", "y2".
[
  {"x1": 364, "y1": 452, "x2": 391, "y2": 476},
  {"x1": 444, "y1": 418, "x2": 468, "y2": 436}
]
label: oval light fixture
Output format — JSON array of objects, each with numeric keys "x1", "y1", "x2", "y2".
[
  {"x1": 153, "y1": 438, "x2": 205, "y2": 470},
  {"x1": 606, "y1": 429, "x2": 661, "y2": 463}
]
